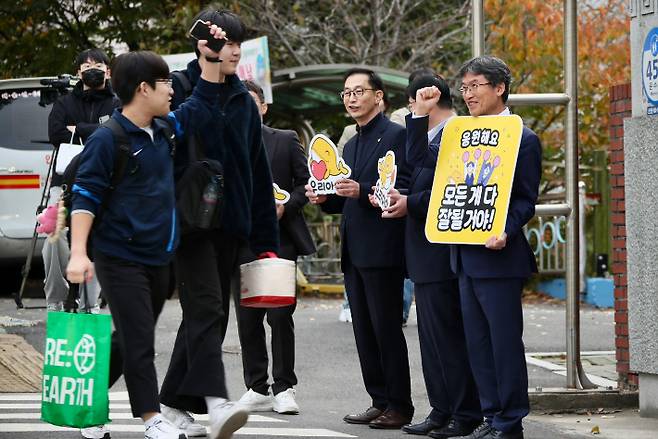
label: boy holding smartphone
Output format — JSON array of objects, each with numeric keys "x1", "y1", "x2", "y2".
[{"x1": 158, "y1": 9, "x2": 279, "y2": 439}]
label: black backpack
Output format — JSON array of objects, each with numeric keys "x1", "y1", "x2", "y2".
[
  {"x1": 171, "y1": 70, "x2": 225, "y2": 234},
  {"x1": 61, "y1": 117, "x2": 175, "y2": 225}
]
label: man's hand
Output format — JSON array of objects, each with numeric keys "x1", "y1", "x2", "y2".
[
  {"x1": 382, "y1": 188, "x2": 408, "y2": 218},
  {"x1": 66, "y1": 253, "x2": 94, "y2": 284},
  {"x1": 305, "y1": 184, "x2": 326, "y2": 204},
  {"x1": 368, "y1": 187, "x2": 379, "y2": 208},
  {"x1": 196, "y1": 23, "x2": 227, "y2": 58},
  {"x1": 335, "y1": 178, "x2": 360, "y2": 198},
  {"x1": 66, "y1": 125, "x2": 75, "y2": 134},
  {"x1": 414, "y1": 86, "x2": 441, "y2": 116},
  {"x1": 485, "y1": 232, "x2": 507, "y2": 250},
  {"x1": 276, "y1": 203, "x2": 285, "y2": 220}
]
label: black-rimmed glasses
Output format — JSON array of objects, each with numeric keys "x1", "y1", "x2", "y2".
[{"x1": 340, "y1": 88, "x2": 375, "y2": 99}]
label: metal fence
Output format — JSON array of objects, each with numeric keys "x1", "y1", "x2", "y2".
[
  {"x1": 524, "y1": 215, "x2": 567, "y2": 274},
  {"x1": 299, "y1": 209, "x2": 570, "y2": 282},
  {"x1": 297, "y1": 220, "x2": 343, "y2": 284}
]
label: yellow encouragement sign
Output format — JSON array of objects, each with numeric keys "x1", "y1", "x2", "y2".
[{"x1": 425, "y1": 115, "x2": 523, "y2": 245}]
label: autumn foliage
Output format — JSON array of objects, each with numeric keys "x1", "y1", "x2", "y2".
[{"x1": 484, "y1": 0, "x2": 630, "y2": 190}]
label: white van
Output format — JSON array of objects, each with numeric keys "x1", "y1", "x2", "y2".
[{"x1": 0, "y1": 77, "x2": 65, "y2": 264}]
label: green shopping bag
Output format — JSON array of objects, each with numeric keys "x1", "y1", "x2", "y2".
[{"x1": 41, "y1": 292, "x2": 112, "y2": 428}]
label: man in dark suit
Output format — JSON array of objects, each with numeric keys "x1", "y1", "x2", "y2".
[
  {"x1": 411, "y1": 56, "x2": 541, "y2": 439},
  {"x1": 305, "y1": 68, "x2": 413, "y2": 429},
  {"x1": 380, "y1": 75, "x2": 482, "y2": 438},
  {"x1": 234, "y1": 80, "x2": 316, "y2": 415}
]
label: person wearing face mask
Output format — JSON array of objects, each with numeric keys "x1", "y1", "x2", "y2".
[
  {"x1": 45, "y1": 49, "x2": 120, "y2": 316},
  {"x1": 48, "y1": 48, "x2": 121, "y2": 171}
]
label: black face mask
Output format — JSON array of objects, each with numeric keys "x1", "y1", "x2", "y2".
[{"x1": 81, "y1": 69, "x2": 105, "y2": 88}]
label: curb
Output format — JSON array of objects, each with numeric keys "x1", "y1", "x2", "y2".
[{"x1": 530, "y1": 388, "x2": 638, "y2": 411}]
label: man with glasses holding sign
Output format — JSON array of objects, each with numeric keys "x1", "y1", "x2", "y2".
[
  {"x1": 413, "y1": 56, "x2": 541, "y2": 439},
  {"x1": 305, "y1": 68, "x2": 413, "y2": 429}
]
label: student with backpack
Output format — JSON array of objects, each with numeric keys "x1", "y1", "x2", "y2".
[
  {"x1": 157, "y1": 9, "x2": 278, "y2": 439},
  {"x1": 66, "y1": 26, "x2": 242, "y2": 439}
]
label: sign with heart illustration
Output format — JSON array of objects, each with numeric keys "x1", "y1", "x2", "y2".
[{"x1": 307, "y1": 134, "x2": 352, "y2": 195}]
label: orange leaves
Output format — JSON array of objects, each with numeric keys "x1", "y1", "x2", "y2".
[{"x1": 484, "y1": 0, "x2": 629, "y2": 188}]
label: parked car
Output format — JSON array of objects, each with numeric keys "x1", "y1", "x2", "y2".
[{"x1": 0, "y1": 77, "x2": 70, "y2": 265}]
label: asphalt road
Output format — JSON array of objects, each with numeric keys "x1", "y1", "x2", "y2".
[{"x1": 0, "y1": 278, "x2": 615, "y2": 439}]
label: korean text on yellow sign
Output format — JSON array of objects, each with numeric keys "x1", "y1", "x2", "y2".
[{"x1": 425, "y1": 115, "x2": 523, "y2": 245}]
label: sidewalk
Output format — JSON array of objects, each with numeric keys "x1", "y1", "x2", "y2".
[{"x1": 529, "y1": 409, "x2": 658, "y2": 438}]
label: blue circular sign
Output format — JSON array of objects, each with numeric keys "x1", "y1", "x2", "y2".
[{"x1": 642, "y1": 27, "x2": 658, "y2": 106}]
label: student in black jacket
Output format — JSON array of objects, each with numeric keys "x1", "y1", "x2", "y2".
[{"x1": 159, "y1": 10, "x2": 279, "y2": 438}]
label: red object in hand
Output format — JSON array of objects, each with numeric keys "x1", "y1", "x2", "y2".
[{"x1": 258, "y1": 252, "x2": 278, "y2": 259}]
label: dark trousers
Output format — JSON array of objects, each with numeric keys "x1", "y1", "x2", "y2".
[
  {"x1": 344, "y1": 263, "x2": 413, "y2": 416},
  {"x1": 458, "y1": 275, "x2": 529, "y2": 433},
  {"x1": 233, "y1": 286, "x2": 297, "y2": 396},
  {"x1": 160, "y1": 231, "x2": 240, "y2": 414},
  {"x1": 93, "y1": 250, "x2": 169, "y2": 418},
  {"x1": 414, "y1": 280, "x2": 481, "y2": 424}
]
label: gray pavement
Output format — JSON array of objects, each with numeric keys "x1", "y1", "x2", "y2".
[{"x1": 0, "y1": 289, "x2": 644, "y2": 439}]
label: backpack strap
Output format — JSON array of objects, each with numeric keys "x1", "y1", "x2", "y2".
[
  {"x1": 154, "y1": 117, "x2": 176, "y2": 157},
  {"x1": 170, "y1": 70, "x2": 206, "y2": 163},
  {"x1": 171, "y1": 70, "x2": 193, "y2": 97},
  {"x1": 102, "y1": 118, "x2": 132, "y2": 193}
]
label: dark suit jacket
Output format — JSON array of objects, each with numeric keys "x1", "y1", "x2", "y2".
[
  {"x1": 405, "y1": 113, "x2": 541, "y2": 279},
  {"x1": 404, "y1": 125, "x2": 456, "y2": 284},
  {"x1": 262, "y1": 125, "x2": 316, "y2": 260},
  {"x1": 322, "y1": 113, "x2": 411, "y2": 269}
]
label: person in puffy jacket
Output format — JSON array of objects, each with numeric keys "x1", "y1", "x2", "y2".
[{"x1": 48, "y1": 48, "x2": 121, "y2": 180}]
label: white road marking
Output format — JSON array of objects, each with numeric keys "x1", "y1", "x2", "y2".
[
  {"x1": 526, "y1": 351, "x2": 618, "y2": 388},
  {"x1": 0, "y1": 392, "x2": 353, "y2": 437},
  {"x1": 0, "y1": 424, "x2": 355, "y2": 437}
]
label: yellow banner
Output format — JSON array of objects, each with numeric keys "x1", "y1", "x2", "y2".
[{"x1": 425, "y1": 115, "x2": 523, "y2": 245}]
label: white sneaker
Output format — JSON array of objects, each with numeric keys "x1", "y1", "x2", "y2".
[
  {"x1": 144, "y1": 416, "x2": 187, "y2": 439},
  {"x1": 338, "y1": 307, "x2": 352, "y2": 323},
  {"x1": 272, "y1": 388, "x2": 299, "y2": 414},
  {"x1": 47, "y1": 301, "x2": 64, "y2": 312},
  {"x1": 238, "y1": 389, "x2": 272, "y2": 412},
  {"x1": 80, "y1": 425, "x2": 110, "y2": 439},
  {"x1": 208, "y1": 401, "x2": 249, "y2": 439},
  {"x1": 161, "y1": 404, "x2": 207, "y2": 437}
]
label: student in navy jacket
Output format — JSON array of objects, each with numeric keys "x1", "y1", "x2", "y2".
[
  {"x1": 66, "y1": 31, "x2": 247, "y2": 439},
  {"x1": 158, "y1": 10, "x2": 278, "y2": 439},
  {"x1": 381, "y1": 75, "x2": 482, "y2": 438},
  {"x1": 306, "y1": 68, "x2": 414, "y2": 429},
  {"x1": 409, "y1": 56, "x2": 541, "y2": 439}
]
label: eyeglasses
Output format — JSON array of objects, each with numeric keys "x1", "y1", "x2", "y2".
[
  {"x1": 459, "y1": 82, "x2": 492, "y2": 94},
  {"x1": 155, "y1": 79, "x2": 173, "y2": 87},
  {"x1": 340, "y1": 88, "x2": 374, "y2": 99}
]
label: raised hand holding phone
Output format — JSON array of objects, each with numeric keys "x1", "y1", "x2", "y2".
[{"x1": 190, "y1": 20, "x2": 227, "y2": 56}]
